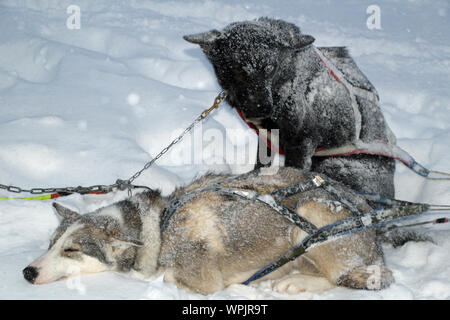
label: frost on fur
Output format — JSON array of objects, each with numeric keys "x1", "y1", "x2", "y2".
[
  {"x1": 184, "y1": 17, "x2": 396, "y2": 198},
  {"x1": 24, "y1": 168, "x2": 398, "y2": 294}
]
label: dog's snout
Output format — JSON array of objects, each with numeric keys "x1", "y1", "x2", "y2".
[{"x1": 23, "y1": 266, "x2": 39, "y2": 284}]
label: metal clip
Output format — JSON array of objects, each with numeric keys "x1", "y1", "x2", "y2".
[{"x1": 312, "y1": 175, "x2": 325, "y2": 187}]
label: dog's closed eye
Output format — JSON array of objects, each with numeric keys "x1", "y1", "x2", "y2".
[{"x1": 64, "y1": 248, "x2": 79, "y2": 253}]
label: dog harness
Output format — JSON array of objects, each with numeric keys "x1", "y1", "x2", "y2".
[
  {"x1": 235, "y1": 46, "x2": 449, "y2": 180},
  {"x1": 159, "y1": 172, "x2": 449, "y2": 285}
]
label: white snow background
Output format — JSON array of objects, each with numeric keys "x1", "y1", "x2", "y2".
[{"x1": 0, "y1": 0, "x2": 449, "y2": 300}]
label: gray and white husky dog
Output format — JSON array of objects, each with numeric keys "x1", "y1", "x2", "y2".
[
  {"x1": 24, "y1": 167, "x2": 393, "y2": 295},
  {"x1": 184, "y1": 18, "x2": 396, "y2": 198}
]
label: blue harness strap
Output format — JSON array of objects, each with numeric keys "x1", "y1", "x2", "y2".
[
  {"x1": 158, "y1": 173, "x2": 448, "y2": 287},
  {"x1": 242, "y1": 202, "x2": 431, "y2": 285},
  {"x1": 160, "y1": 175, "x2": 327, "y2": 233},
  {"x1": 315, "y1": 141, "x2": 450, "y2": 180}
]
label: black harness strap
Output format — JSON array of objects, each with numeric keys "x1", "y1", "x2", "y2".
[
  {"x1": 160, "y1": 175, "x2": 326, "y2": 234},
  {"x1": 216, "y1": 187, "x2": 319, "y2": 234},
  {"x1": 160, "y1": 189, "x2": 205, "y2": 231},
  {"x1": 158, "y1": 174, "x2": 447, "y2": 286},
  {"x1": 270, "y1": 175, "x2": 326, "y2": 201},
  {"x1": 322, "y1": 184, "x2": 361, "y2": 215},
  {"x1": 242, "y1": 202, "x2": 430, "y2": 285}
]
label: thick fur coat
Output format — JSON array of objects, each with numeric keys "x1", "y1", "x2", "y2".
[
  {"x1": 184, "y1": 18, "x2": 396, "y2": 197},
  {"x1": 24, "y1": 168, "x2": 393, "y2": 295}
]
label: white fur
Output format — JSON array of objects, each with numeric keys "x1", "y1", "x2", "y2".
[
  {"x1": 273, "y1": 274, "x2": 335, "y2": 293},
  {"x1": 97, "y1": 205, "x2": 124, "y2": 226},
  {"x1": 30, "y1": 222, "x2": 112, "y2": 284},
  {"x1": 134, "y1": 207, "x2": 161, "y2": 276}
]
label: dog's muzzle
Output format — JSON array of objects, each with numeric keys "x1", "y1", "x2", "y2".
[{"x1": 23, "y1": 266, "x2": 39, "y2": 284}]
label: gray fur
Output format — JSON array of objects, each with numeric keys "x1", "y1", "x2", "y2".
[
  {"x1": 52, "y1": 202, "x2": 79, "y2": 220},
  {"x1": 184, "y1": 17, "x2": 396, "y2": 197},
  {"x1": 26, "y1": 167, "x2": 398, "y2": 294},
  {"x1": 376, "y1": 228, "x2": 434, "y2": 248}
]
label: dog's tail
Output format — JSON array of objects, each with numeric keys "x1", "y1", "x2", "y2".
[
  {"x1": 376, "y1": 227, "x2": 434, "y2": 248},
  {"x1": 364, "y1": 196, "x2": 447, "y2": 248}
]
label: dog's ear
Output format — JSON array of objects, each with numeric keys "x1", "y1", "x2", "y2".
[
  {"x1": 296, "y1": 34, "x2": 315, "y2": 48},
  {"x1": 183, "y1": 29, "x2": 223, "y2": 45},
  {"x1": 108, "y1": 228, "x2": 144, "y2": 247},
  {"x1": 52, "y1": 202, "x2": 80, "y2": 220}
]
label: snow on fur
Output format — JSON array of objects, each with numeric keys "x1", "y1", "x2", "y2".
[{"x1": 0, "y1": 0, "x2": 449, "y2": 299}]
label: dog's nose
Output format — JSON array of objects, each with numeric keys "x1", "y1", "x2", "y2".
[{"x1": 23, "y1": 266, "x2": 39, "y2": 284}]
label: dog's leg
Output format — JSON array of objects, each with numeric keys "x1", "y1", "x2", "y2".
[
  {"x1": 336, "y1": 264, "x2": 394, "y2": 290},
  {"x1": 273, "y1": 274, "x2": 334, "y2": 294},
  {"x1": 305, "y1": 234, "x2": 394, "y2": 290},
  {"x1": 168, "y1": 244, "x2": 225, "y2": 295},
  {"x1": 311, "y1": 154, "x2": 395, "y2": 198},
  {"x1": 272, "y1": 253, "x2": 335, "y2": 294},
  {"x1": 285, "y1": 137, "x2": 317, "y2": 171},
  {"x1": 295, "y1": 201, "x2": 394, "y2": 290},
  {"x1": 255, "y1": 140, "x2": 273, "y2": 169},
  {"x1": 172, "y1": 263, "x2": 224, "y2": 295}
]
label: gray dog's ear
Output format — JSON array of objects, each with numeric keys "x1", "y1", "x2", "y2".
[
  {"x1": 52, "y1": 202, "x2": 80, "y2": 220},
  {"x1": 183, "y1": 29, "x2": 223, "y2": 45},
  {"x1": 296, "y1": 34, "x2": 315, "y2": 48}
]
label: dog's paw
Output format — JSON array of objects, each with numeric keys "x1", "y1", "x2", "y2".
[
  {"x1": 336, "y1": 265, "x2": 394, "y2": 290},
  {"x1": 273, "y1": 275, "x2": 334, "y2": 294},
  {"x1": 273, "y1": 277, "x2": 307, "y2": 294}
]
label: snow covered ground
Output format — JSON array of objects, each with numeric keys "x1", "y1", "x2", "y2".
[{"x1": 0, "y1": 0, "x2": 449, "y2": 300}]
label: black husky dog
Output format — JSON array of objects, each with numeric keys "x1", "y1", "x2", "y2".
[{"x1": 184, "y1": 18, "x2": 396, "y2": 198}]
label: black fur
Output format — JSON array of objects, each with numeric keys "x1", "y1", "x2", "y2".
[{"x1": 184, "y1": 17, "x2": 396, "y2": 197}]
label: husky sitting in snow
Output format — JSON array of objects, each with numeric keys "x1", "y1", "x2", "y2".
[
  {"x1": 184, "y1": 18, "x2": 397, "y2": 198},
  {"x1": 24, "y1": 167, "x2": 393, "y2": 294}
]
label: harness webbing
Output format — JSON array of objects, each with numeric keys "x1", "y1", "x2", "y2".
[
  {"x1": 160, "y1": 175, "x2": 326, "y2": 234},
  {"x1": 242, "y1": 187, "x2": 450, "y2": 285},
  {"x1": 270, "y1": 175, "x2": 325, "y2": 201},
  {"x1": 235, "y1": 109, "x2": 285, "y2": 155},
  {"x1": 159, "y1": 173, "x2": 448, "y2": 286},
  {"x1": 312, "y1": 46, "x2": 362, "y2": 140},
  {"x1": 242, "y1": 201, "x2": 431, "y2": 285},
  {"x1": 314, "y1": 140, "x2": 432, "y2": 177},
  {"x1": 218, "y1": 187, "x2": 319, "y2": 234},
  {"x1": 0, "y1": 191, "x2": 105, "y2": 201},
  {"x1": 235, "y1": 46, "x2": 450, "y2": 180}
]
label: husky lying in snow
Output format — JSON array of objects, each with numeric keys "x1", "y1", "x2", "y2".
[
  {"x1": 24, "y1": 167, "x2": 394, "y2": 294},
  {"x1": 184, "y1": 18, "x2": 396, "y2": 198}
]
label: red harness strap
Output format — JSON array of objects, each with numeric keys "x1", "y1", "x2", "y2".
[
  {"x1": 234, "y1": 47, "x2": 364, "y2": 158},
  {"x1": 237, "y1": 106, "x2": 432, "y2": 177},
  {"x1": 313, "y1": 49, "x2": 341, "y2": 83},
  {"x1": 314, "y1": 143, "x2": 412, "y2": 167},
  {"x1": 236, "y1": 108, "x2": 285, "y2": 155},
  {"x1": 233, "y1": 47, "x2": 441, "y2": 179}
]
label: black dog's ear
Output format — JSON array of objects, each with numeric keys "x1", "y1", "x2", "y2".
[
  {"x1": 52, "y1": 202, "x2": 80, "y2": 220},
  {"x1": 296, "y1": 34, "x2": 315, "y2": 48},
  {"x1": 183, "y1": 29, "x2": 223, "y2": 45}
]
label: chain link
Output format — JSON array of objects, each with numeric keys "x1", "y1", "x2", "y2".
[
  {"x1": 0, "y1": 183, "x2": 114, "y2": 195},
  {"x1": 0, "y1": 91, "x2": 226, "y2": 197},
  {"x1": 127, "y1": 91, "x2": 226, "y2": 185}
]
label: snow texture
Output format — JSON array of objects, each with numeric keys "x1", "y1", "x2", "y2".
[{"x1": 0, "y1": 0, "x2": 449, "y2": 300}]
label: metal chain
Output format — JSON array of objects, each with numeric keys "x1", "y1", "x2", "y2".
[
  {"x1": 0, "y1": 91, "x2": 226, "y2": 197},
  {"x1": 0, "y1": 183, "x2": 113, "y2": 195},
  {"x1": 127, "y1": 91, "x2": 226, "y2": 185}
]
